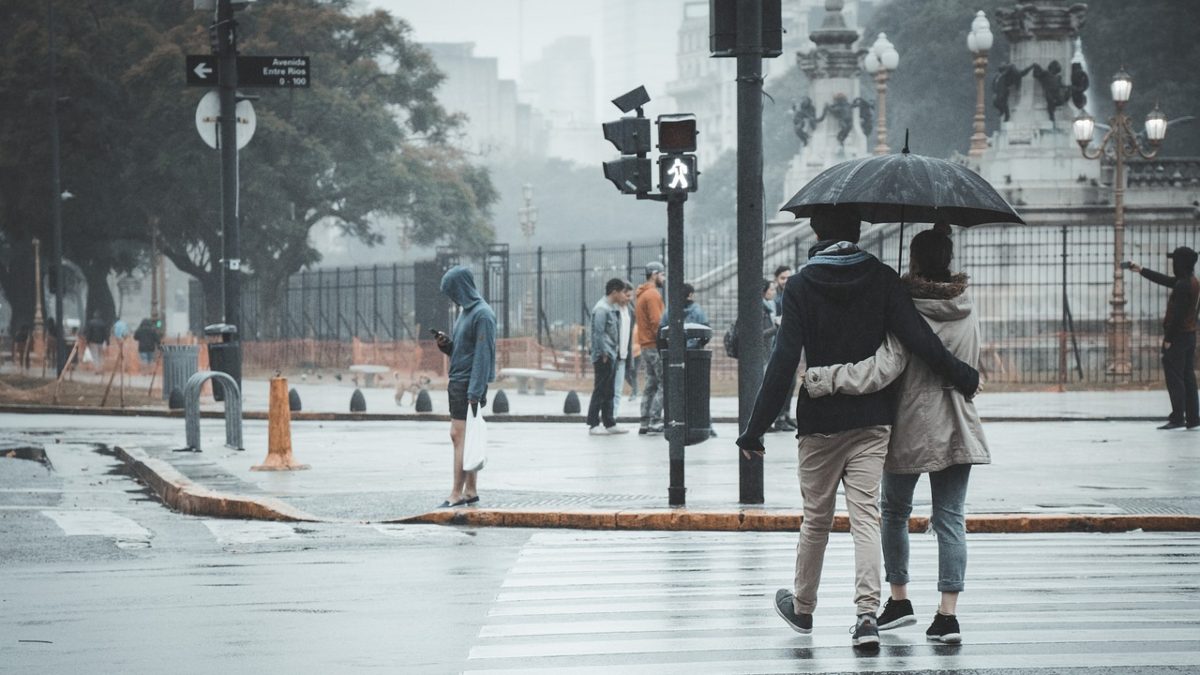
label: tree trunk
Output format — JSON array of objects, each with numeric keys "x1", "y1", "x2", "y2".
[
  {"x1": 253, "y1": 272, "x2": 289, "y2": 339},
  {"x1": 82, "y1": 260, "x2": 116, "y2": 327}
]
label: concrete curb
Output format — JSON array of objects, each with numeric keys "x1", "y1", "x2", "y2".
[
  {"x1": 393, "y1": 508, "x2": 1200, "y2": 533},
  {"x1": 0, "y1": 403, "x2": 1164, "y2": 424},
  {"x1": 98, "y1": 447, "x2": 1200, "y2": 531},
  {"x1": 113, "y1": 445, "x2": 320, "y2": 522}
]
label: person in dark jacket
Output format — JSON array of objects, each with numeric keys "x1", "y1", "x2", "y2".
[
  {"x1": 588, "y1": 278, "x2": 632, "y2": 435},
  {"x1": 772, "y1": 265, "x2": 798, "y2": 431},
  {"x1": 1129, "y1": 246, "x2": 1200, "y2": 429},
  {"x1": 133, "y1": 319, "x2": 162, "y2": 366},
  {"x1": 659, "y1": 283, "x2": 711, "y2": 348},
  {"x1": 434, "y1": 266, "x2": 497, "y2": 508},
  {"x1": 736, "y1": 205, "x2": 979, "y2": 650}
]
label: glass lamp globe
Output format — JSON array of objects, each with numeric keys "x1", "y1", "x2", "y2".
[
  {"x1": 864, "y1": 51, "x2": 880, "y2": 73},
  {"x1": 1110, "y1": 68, "x2": 1133, "y2": 103},
  {"x1": 1145, "y1": 105, "x2": 1167, "y2": 142},
  {"x1": 967, "y1": 31, "x2": 978, "y2": 53},
  {"x1": 1072, "y1": 113, "x2": 1096, "y2": 147},
  {"x1": 881, "y1": 46, "x2": 899, "y2": 71}
]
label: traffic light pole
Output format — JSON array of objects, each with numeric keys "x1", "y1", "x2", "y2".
[
  {"x1": 736, "y1": 0, "x2": 765, "y2": 504},
  {"x1": 665, "y1": 193, "x2": 687, "y2": 507},
  {"x1": 217, "y1": 0, "x2": 241, "y2": 334},
  {"x1": 47, "y1": 0, "x2": 66, "y2": 375}
]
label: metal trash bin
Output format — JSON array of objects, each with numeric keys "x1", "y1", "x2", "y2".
[
  {"x1": 204, "y1": 323, "x2": 241, "y2": 402},
  {"x1": 161, "y1": 345, "x2": 199, "y2": 401},
  {"x1": 658, "y1": 323, "x2": 713, "y2": 446}
]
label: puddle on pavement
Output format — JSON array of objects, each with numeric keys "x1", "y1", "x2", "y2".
[{"x1": 1, "y1": 445, "x2": 53, "y2": 470}]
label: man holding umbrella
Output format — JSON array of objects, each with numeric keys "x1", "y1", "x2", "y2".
[{"x1": 737, "y1": 145, "x2": 1017, "y2": 650}]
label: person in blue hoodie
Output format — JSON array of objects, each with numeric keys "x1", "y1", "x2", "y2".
[{"x1": 434, "y1": 266, "x2": 497, "y2": 508}]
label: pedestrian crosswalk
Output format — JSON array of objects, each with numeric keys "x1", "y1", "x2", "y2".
[{"x1": 464, "y1": 530, "x2": 1200, "y2": 673}]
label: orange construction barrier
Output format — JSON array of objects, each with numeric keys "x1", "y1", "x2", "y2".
[{"x1": 251, "y1": 377, "x2": 310, "y2": 472}]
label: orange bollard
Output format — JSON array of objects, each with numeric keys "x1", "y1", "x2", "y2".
[{"x1": 251, "y1": 377, "x2": 310, "y2": 471}]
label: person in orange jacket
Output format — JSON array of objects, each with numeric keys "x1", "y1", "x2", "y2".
[{"x1": 635, "y1": 262, "x2": 666, "y2": 434}]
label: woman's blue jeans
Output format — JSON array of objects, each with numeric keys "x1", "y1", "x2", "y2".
[{"x1": 880, "y1": 464, "x2": 972, "y2": 593}]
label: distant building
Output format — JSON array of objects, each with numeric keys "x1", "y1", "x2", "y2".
[
  {"x1": 522, "y1": 36, "x2": 602, "y2": 166},
  {"x1": 424, "y1": 42, "x2": 545, "y2": 159},
  {"x1": 666, "y1": 0, "x2": 843, "y2": 169},
  {"x1": 600, "y1": 0, "x2": 687, "y2": 116}
]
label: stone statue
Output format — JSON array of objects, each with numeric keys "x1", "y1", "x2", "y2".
[
  {"x1": 1031, "y1": 60, "x2": 1076, "y2": 122},
  {"x1": 823, "y1": 94, "x2": 855, "y2": 147},
  {"x1": 992, "y1": 62, "x2": 1034, "y2": 122},
  {"x1": 851, "y1": 97, "x2": 874, "y2": 138},
  {"x1": 1069, "y1": 61, "x2": 1089, "y2": 110},
  {"x1": 791, "y1": 97, "x2": 818, "y2": 146}
]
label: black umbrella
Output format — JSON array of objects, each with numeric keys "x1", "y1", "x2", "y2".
[{"x1": 781, "y1": 137, "x2": 1024, "y2": 267}]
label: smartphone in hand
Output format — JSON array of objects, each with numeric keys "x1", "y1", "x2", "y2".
[{"x1": 1119, "y1": 261, "x2": 1133, "y2": 270}]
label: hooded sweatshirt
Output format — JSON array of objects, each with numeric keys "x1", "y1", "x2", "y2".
[
  {"x1": 440, "y1": 266, "x2": 497, "y2": 401},
  {"x1": 803, "y1": 274, "x2": 991, "y2": 474},
  {"x1": 736, "y1": 241, "x2": 980, "y2": 450}
]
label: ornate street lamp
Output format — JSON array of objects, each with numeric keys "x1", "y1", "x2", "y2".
[
  {"x1": 518, "y1": 183, "x2": 538, "y2": 245},
  {"x1": 967, "y1": 10, "x2": 993, "y2": 158},
  {"x1": 864, "y1": 33, "x2": 899, "y2": 155},
  {"x1": 1072, "y1": 68, "x2": 1168, "y2": 376}
]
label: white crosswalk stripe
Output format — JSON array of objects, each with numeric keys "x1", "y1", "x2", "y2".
[
  {"x1": 41, "y1": 509, "x2": 152, "y2": 549},
  {"x1": 465, "y1": 531, "x2": 1200, "y2": 673}
]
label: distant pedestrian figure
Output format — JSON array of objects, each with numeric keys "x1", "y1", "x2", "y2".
[
  {"x1": 588, "y1": 278, "x2": 631, "y2": 435},
  {"x1": 434, "y1": 266, "x2": 497, "y2": 508},
  {"x1": 772, "y1": 265, "x2": 798, "y2": 432},
  {"x1": 113, "y1": 317, "x2": 130, "y2": 340},
  {"x1": 134, "y1": 319, "x2": 162, "y2": 366},
  {"x1": 1128, "y1": 247, "x2": 1200, "y2": 430},
  {"x1": 659, "y1": 283, "x2": 710, "y2": 347},
  {"x1": 84, "y1": 312, "x2": 109, "y2": 369},
  {"x1": 803, "y1": 222, "x2": 991, "y2": 644},
  {"x1": 636, "y1": 262, "x2": 666, "y2": 434},
  {"x1": 612, "y1": 281, "x2": 635, "y2": 418}
]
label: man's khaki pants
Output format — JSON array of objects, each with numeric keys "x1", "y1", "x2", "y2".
[{"x1": 792, "y1": 425, "x2": 889, "y2": 617}]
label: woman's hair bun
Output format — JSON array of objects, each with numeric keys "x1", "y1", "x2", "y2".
[{"x1": 932, "y1": 219, "x2": 952, "y2": 236}]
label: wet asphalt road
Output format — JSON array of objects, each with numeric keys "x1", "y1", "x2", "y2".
[{"x1": 3, "y1": 442, "x2": 1200, "y2": 674}]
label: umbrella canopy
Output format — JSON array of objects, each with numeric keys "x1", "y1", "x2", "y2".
[{"x1": 781, "y1": 148, "x2": 1024, "y2": 227}]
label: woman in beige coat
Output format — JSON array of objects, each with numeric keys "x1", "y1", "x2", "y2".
[{"x1": 802, "y1": 222, "x2": 989, "y2": 644}]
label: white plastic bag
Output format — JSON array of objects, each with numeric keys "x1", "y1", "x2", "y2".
[{"x1": 462, "y1": 406, "x2": 488, "y2": 472}]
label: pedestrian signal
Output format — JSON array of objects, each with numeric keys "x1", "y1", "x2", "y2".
[
  {"x1": 604, "y1": 157, "x2": 653, "y2": 195},
  {"x1": 656, "y1": 114, "x2": 698, "y2": 154},
  {"x1": 659, "y1": 154, "x2": 698, "y2": 194}
]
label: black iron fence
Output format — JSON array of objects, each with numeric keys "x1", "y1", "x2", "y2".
[{"x1": 227, "y1": 221, "x2": 1196, "y2": 384}]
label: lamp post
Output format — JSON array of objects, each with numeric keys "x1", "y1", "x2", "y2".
[
  {"x1": 864, "y1": 33, "x2": 899, "y2": 155},
  {"x1": 967, "y1": 10, "x2": 993, "y2": 159},
  {"x1": 517, "y1": 183, "x2": 537, "y2": 337},
  {"x1": 1072, "y1": 68, "x2": 1168, "y2": 376}
]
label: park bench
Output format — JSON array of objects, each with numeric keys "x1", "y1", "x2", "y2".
[
  {"x1": 497, "y1": 367, "x2": 565, "y2": 395},
  {"x1": 349, "y1": 363, "x2": 390, "y2": 387}
]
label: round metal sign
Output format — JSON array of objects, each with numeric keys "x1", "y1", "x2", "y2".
[{"x1": 195, "y1": 91, "x2": 257, "y2": 150}]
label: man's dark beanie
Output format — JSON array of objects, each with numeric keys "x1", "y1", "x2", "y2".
[
  {"x1": 810, "y1": 205, "x2": 862, "y2": 242},
  {"x1": 1168, "y1": 246, "x2": 1198, "y2": 271}
]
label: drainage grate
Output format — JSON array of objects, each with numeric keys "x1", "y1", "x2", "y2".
[{"x1": 1106, "y1": 498, "x2": 1200, "y2": 516}]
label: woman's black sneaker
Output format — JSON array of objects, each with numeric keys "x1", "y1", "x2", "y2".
[
  {"x1": 773, "y1": 589, "x2": 813, "y2": 634},
  {"x1": 925, "y1": 612, "x2": 962, "y2": 643},
  {"x1": 877, "y1": 597, "x2": 917, "y2": 630}
]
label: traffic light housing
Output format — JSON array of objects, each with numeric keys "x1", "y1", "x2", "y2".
[
  {"x1": 657, "y1": 114, "x2": 698, "y2": 154},
  {"x1": 603, "y1": 158, "x2": 653, "y2": 195},
  {"x1": 602, "y1": 117, "x2": 651, "y2": 154}
]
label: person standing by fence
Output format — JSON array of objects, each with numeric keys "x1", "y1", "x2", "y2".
[
  {"x1": 1129, "y1": 246, "x2": 1200, "y2": 430},
  {"x1": 635, "y1": 262, "x2": 666, "y2": 435},
  {"x1": 613, "y1": 281, "x2": 635, "y2": 418},
  {"x1": 435, "y1": 266, "x2": 496, "y2": 508},
  {"x1": 588, "y1": 278, "x2": 631, "y2": 435},
  {"x1": 772, "y1": 265, "x2": 798, "y2": 432}
]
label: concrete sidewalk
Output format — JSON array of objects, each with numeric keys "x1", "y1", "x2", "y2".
[{"x1": 3, "y1": 412, "x2": 1197, "y2": 530}]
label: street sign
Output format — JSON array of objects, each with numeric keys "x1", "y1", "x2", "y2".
[
  {"x1": 186, "y1": 55, "x2": 218, "y2": 86},
  {"x1": 659, "y1": 155, "x2": 698, "y2": 193},
  {"x1": 195, "y1": 91, "x2": 257, "y2": 150},
  {"x1": 186, "y1": 55, "x2": 311, "y2": 88},
  {"x1": 237, "y1": 56, "x2": 310, "y2": 88}
]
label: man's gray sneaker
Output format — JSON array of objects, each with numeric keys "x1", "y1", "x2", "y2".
[
  {"x1": 850, "y1": 613, "x2": 880, "y2": 650},
  {"x1": 877, "y1": 597, "x2": 917, "y2": 630},
  {"x1": 773, "y1": 589, "x2": 812, "y2": 634}
]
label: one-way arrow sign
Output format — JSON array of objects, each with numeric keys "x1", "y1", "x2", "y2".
[{"x1": 186, "y1": 55, "x2": 217, "y2": 86}]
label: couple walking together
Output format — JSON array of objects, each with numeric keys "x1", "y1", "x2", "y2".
[{"x1": 737, "y1": 206, "x2": 990, "y2": 651}]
